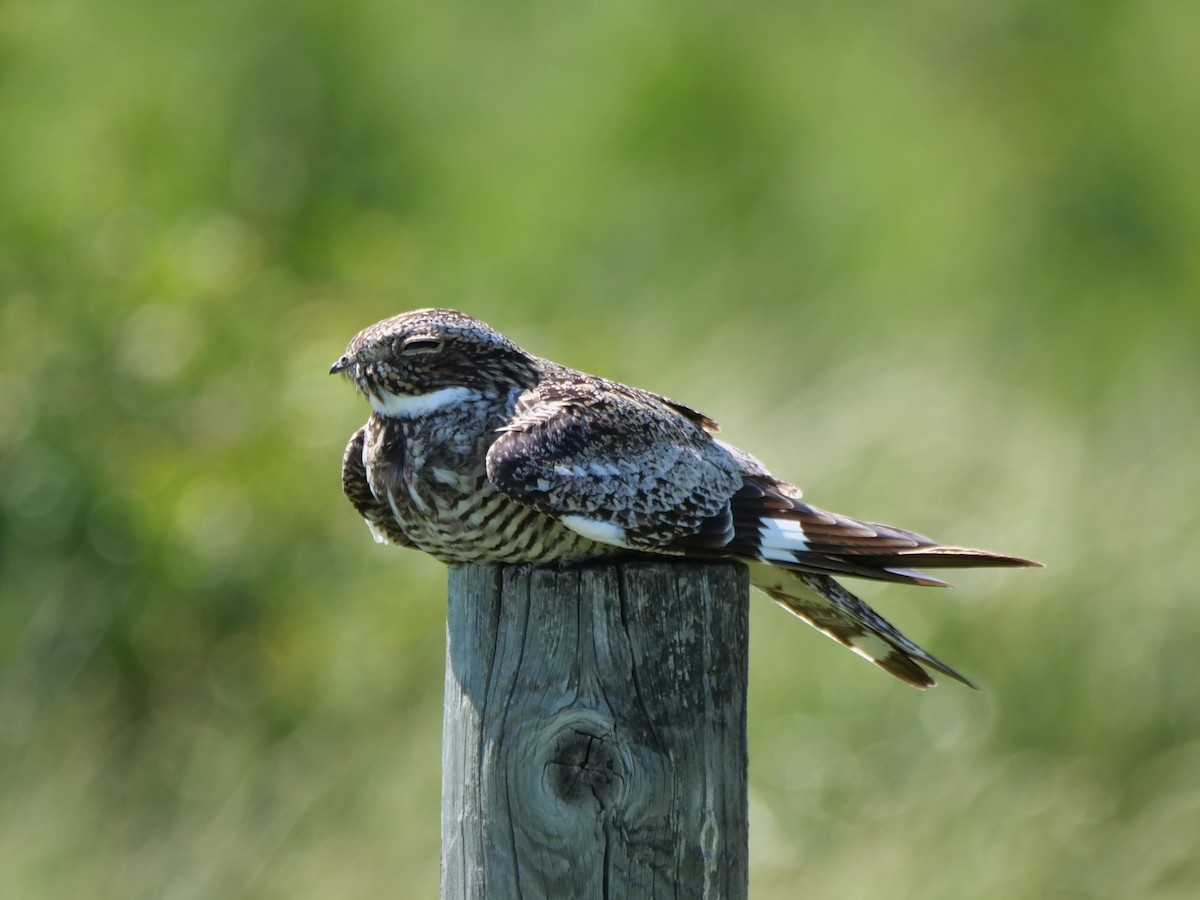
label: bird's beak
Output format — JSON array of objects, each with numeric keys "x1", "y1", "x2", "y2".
[{"x1": 330, "y1": 355, "x2": 352, "y2": 375}]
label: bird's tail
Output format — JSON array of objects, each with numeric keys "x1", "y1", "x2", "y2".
[
  {"x1": 670, "y1": 476, "x2": 1042, "y2": 687},
  {"x1": 748, "y1": 563, "x2": 976, "y2": 689}
]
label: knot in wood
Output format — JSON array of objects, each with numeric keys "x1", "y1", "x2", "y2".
[{"x1": 542, "y1": 710, "x2": 628, "y2": 810}]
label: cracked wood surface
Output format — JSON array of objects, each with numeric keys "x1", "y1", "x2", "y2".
[{"x1": 442, "y1": 562, "x2": 749, "y2": 900}]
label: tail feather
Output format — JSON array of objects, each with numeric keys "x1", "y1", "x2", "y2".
[
  {"x1": 678, "y1": 476, "x2": 1041, "y2": 688},
  {"x1": 853, "y1": 546, "x2": 1042, "y2": 570},
  {"x1": 749, "y1": 563, "x2": 976, "y2": 690},
  {"x1": 725, "y1": 479, "x2": 1043, "y2": 585}
]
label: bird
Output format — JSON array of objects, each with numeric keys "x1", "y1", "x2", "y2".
[{"x1": 331, "y1": 308, "x2": 1040, "y2": 689}]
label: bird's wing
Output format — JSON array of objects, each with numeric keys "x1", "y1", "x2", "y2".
[
  {"x1": 485, "y1": 375, "x2": 744, "y2": 551},
  {"x1": 722, "y1": 477, "x2": 1041, "y2": 586},
  {"x1": 341, "y1": 425, "x2": 414, "y2": 547}
]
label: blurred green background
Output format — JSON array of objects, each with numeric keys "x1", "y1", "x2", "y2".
[{"x1": 3, "y1": 0, "x2": 1199, "y2": 897}]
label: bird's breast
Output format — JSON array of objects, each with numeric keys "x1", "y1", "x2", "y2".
[{"x1": 361, "y1": 408, "x2": 617, "y2": 566}]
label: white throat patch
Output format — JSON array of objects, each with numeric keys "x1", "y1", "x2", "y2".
[{"x1": 370, "y1": 386, "x2": 479, "y2": 418}]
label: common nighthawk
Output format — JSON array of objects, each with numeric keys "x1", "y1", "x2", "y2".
[{"x1": 332, "y1": 308, "x2": 1040, "y2": 689}]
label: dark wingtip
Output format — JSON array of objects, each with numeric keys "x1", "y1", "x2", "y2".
[{"x1": 891, "y1": 547, "x2": 1045, "y2": 570}]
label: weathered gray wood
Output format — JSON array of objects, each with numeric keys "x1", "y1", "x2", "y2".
[{"x1": 442, "y1": 561, "x2": 749, "y2": 900}]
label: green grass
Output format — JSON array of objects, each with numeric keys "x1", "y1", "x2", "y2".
[{"x1": 3, "y1": 1, "x2": 1199, "y2": 897}]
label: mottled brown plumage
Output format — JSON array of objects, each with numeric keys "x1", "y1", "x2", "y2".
[{"x1": 333, "y1": 308, "x2": 1041, "y2": 688}]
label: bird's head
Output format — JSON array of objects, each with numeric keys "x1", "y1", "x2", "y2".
[{"x1": 331, "y1": 308, "x2": 538, "y2": 417}]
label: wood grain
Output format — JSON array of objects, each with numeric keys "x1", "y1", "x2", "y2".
[{"x1": 442, "y1": 561, "x2": 749, "y2": 900}]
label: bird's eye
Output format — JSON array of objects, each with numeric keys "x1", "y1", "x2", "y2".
[{"x1": 402, "y1": 337, "x2": 443, "y2": 353}]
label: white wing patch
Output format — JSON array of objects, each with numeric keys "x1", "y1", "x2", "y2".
[
  {"x1": 757, "y1": 516, "x2": 810, "y2": 563},
  {"x1": 561, "y1": 515, "x2": 631, "y2": 548}
]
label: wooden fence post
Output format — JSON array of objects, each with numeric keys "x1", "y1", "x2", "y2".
[{"x1": 442, "y1": 561, "x2": 750, "y2": 900}]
